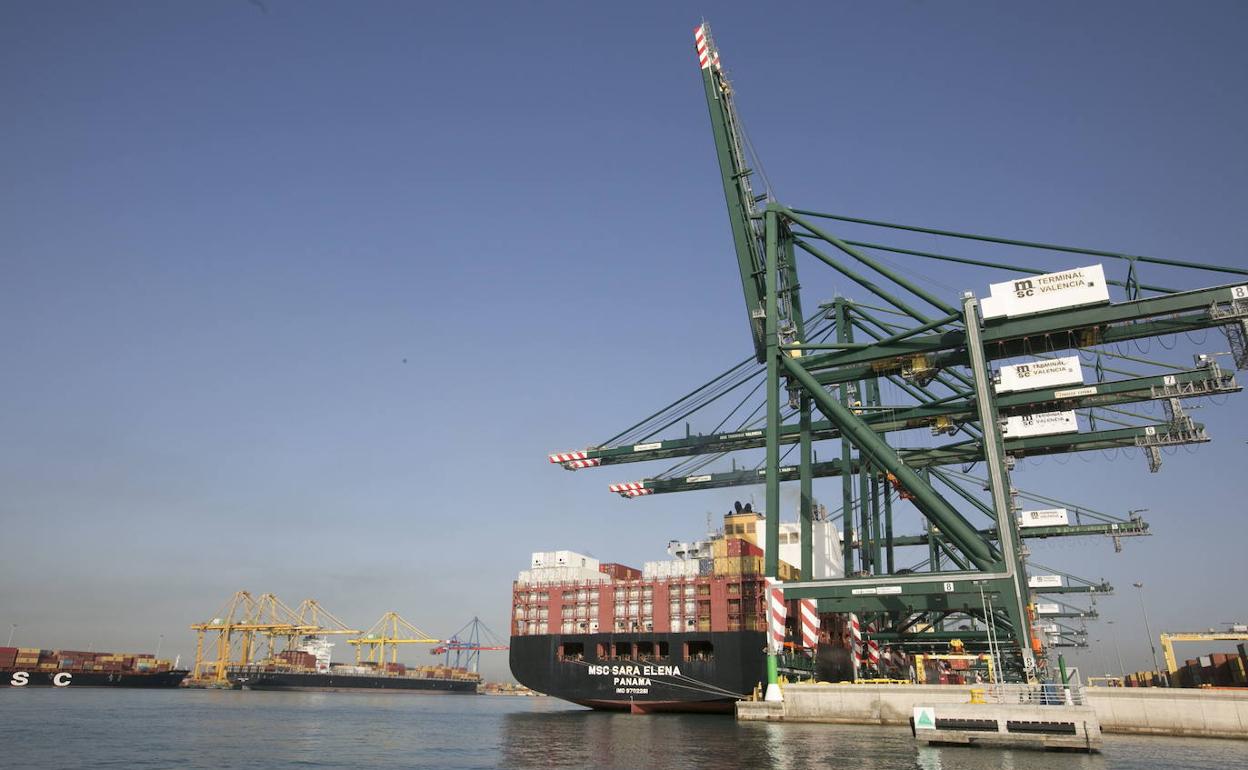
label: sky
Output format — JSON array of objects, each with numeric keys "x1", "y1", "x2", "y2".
[{"x1": 2, "y1": 1, "x2": 1245, "y2": 683}]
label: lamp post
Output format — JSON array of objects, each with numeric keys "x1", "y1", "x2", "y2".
[
  {"x1": 1132, "y1": 582, "x2": 1162, "y2": 680},
  {"x1": 6, "y1": 624, "x2": 14, "y2": 646}
]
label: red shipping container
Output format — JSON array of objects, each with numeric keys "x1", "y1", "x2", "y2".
[
  {"x1": 599, "y1": 563, "x2": 642, "y2": 580},
  {"x1": 727, "y1": 538, "x2": 764, "y2": 558}
]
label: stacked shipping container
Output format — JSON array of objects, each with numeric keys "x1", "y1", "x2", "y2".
[
  {"x1": 1122, "y1": 644, "x2": 1248, "y2": 688},
  {"x1": 513, "y1": 531, "x2": 792, "y2": 638},
  {"x1": 0, "y1": 647, "x2": 175, "y2": 673},
  {"x1": 513, "y1": 524, "x2": 810, "y2": 639},
  {"x1": 512, "y1": 572, "x2": 767, "y2": 637}
]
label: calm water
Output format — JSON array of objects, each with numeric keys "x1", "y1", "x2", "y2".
[{"x1": 0, "y1": 689, "x2": 1242, "y2": 769}]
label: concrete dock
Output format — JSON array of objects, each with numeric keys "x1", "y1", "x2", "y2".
[
  {"x1": 737, "y1": 683, "x2": 1248, "y2": 740},
  {"x1": 909, "y1": 701, "x2": 1102, "y2": 751}
]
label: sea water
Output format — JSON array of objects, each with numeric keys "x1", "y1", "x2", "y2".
[{"x1": 0, "y1": 689, "x2": 1241, "y2": 769}]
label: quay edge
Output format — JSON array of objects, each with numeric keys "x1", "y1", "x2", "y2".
[{"x1": 737, "y1": 683, "x2": 1248, "y2": 740}]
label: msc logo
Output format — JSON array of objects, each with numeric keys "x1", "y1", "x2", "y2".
[
  {"x1": 8, "y1": 672, "x2": 72, "y2": 686},
  {"x1": 1013, "y1": 279, "x2": 1035, "y2": 298}
]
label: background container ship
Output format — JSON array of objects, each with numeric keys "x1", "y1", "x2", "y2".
[
  {"x1": 2, "y1": 646, "x2": 187, "y2": 687},
  {"x1": 228, "y1": 637, "x2": 480, "y2": 693},
  {"x1": 509, "y1": 506, "x2": 844, "y2": 713}
]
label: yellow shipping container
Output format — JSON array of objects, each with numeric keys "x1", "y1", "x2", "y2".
[
  {"x1": 724, "y1": 512, "x2": 762, "y2": 544},
  {"x1": 714, "y1": 555, "x2": 766, "y2": 576},
  {"x1": 712, "y1": 538, "x2": 728, "y2": 560},
  {"x1": 779, "y1": 560, "x2": 801, "y2": 581}
]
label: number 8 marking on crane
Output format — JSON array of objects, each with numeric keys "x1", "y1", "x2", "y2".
[{"x1": 1232, "y1": 285, "x2": 1248, "y2": 300}]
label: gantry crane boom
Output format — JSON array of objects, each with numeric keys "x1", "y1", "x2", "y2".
[
  {"x1": 348, "y1": 612, "x2": 440, "y2": 665},
  {"x1": 801, "y1": 281, "x2": 1248, "y2": 385},
  {"x1": 695, "y1": 22, "x2": 770, "y2": 362},
  {"x1": 606, "y1": 421, "x2": 1204, "y2": 497},
  {"x1": 551, "y1": 365, "x2": 1235, "y2": 471},
  {"x1": 431, "y1": 643, "x2": 509, "y2": 654},
  {"x1": 429, "y1": 617, "x2": 508, "y2": 673},
  {"x1": 892, "y1": 523, "x2": 1146, "y2": 547}
]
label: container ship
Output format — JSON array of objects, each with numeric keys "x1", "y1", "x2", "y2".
[
  {"x1": 2, "y1": 646, "x2": 188, "y2": 688},
  {"x1": 509, "y1": 506, "x2": 845, "y2": 713},
  {"x1": 228, "y1": 637, "x2": 480, "y2": 693}
]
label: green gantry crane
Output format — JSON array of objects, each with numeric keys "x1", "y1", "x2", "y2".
[{"x1": 548, "y1": 21, "x2": 1248, "y2": 683}]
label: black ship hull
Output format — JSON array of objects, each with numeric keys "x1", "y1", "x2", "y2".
[
  {"x1": 4, "y1": 669, "x2": 188, "y2": 688},
  {"x1": 509, "y1": 631, "x2": 767, "y2": 713},
  {"x1": 230, "y1": 670, "x2": 479, "y2": 694}
]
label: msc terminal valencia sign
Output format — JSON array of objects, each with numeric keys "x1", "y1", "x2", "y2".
[{"x1": 981, "y1": 264, "x2": 1110, "y2": 320}]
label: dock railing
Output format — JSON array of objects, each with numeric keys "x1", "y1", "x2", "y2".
[{"x1": 987, "y1": 682, "x2": 1087, "y2": 706}]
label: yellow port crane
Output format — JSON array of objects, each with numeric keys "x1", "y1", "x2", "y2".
[
  {"x1": 190, "y1": 591, "x2": 303, "y2": 685},
  {"x1": 189, "y1": 592, "x2": 361, "y2": 685},
  {"x1": 295, "y1": 599, "x2": 357, "y2": 633},
  {"x1": 1160, "y1": 627, "x2": 1248, "y2": 673},
  {"x1": 265, "y1": 598, "x2": 361, "y2": 662},
  {"x1": 349, "y1": 611, "x2": 440, "y2": 665},
  {"x1": 249, "y1": 593, "x2": 310, "y2": 663}
]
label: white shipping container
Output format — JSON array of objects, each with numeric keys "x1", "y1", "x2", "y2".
[
  {"x1": 1001, "y1": 411, "x2": 1079, "y2": 438},
  {"x1": 1034, "y1": 603, "x2": 1062, "y2": 615},
  {"x1": 1028, "y1": 574, "x2": 1065, "y2": 588},
  {"x1": 996, "y1": 356, "x2": 1083, "y2": 393},
  {"x1": 981, "y1": 264, "x2": 1110, "y2": 320},
  {"x1": 553, "y1": 550, "x2": 599, "y2": 570},
  {"x1": 1019, "y1": 509, "x2": 1070, "y2": 528},
  {"x1": 644, "y1": 559, "x2": 700, "y2": 578}
]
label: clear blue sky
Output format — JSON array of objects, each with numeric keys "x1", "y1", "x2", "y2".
[{"x1": 2, "y1": 1, "x2": 1244, "y2": 681}]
